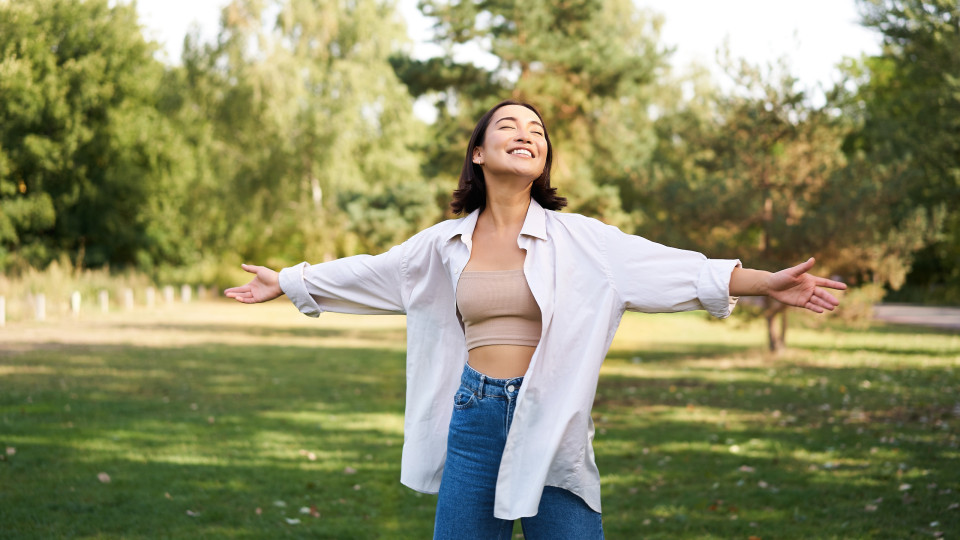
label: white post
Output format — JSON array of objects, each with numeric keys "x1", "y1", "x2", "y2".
[
  {"x1": 180, "y1": 284, "x2": 191, "y2": 303},
  {"x1": 99, "y1": 290, "x2": 109, "y2": 313},
  {"x1": 163, "y1": 285, "x2": 174, "y2": 304},
  {"x1": 145, "y1": 287, "x2": 156, "y2": 309},
  {"x1": 71, "y1": 291, "x2": 81, "y2": 317},
  {"x1": 123, "y1": 288, "x2": 134, "y2": 310},
  {"x1": 35, "y1": 293, "x2": 46, "y2": 321},
  {"x1": 0, "y1": 296, "x2": 5, "y2": 327}
]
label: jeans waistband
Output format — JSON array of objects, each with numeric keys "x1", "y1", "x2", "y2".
[{"x1": 460, "y1": 362, "x2": 523, "y2": 399}]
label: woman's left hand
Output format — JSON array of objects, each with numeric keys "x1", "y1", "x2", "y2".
[{"x1": 767, "y1": 257, "x2": 847, "y2": 313}]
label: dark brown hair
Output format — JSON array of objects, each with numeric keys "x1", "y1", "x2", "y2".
[{"x1": 450, "y1": 100, "x2": 567, "y2": 215}]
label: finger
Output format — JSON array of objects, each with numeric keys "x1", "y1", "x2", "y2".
[
  {"x1": 814, "y1": 276, "x2": 847, "y2": 290},
  {"x1": 240, "y1": 263, "x2": 261, "y2": 274},
  {"x1": 810, "y1": 295, "x2": 836, "y2": 311},
  {"x1": 804, "y1": 301, "x2": 825, "y2": 314},
  {"x1": 814, "y1": 288, "x2": 840, "y2": 306},
  {"x1": 224, "y1": 286, "x2": 249, "y2": 297},
  {"x1": 789, "y1": 257, "x2": 816, "y2": 277}
]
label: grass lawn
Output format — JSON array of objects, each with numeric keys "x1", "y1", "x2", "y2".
[{"x1": 1, "y1": 301, "x2": 958, "y2": 538}]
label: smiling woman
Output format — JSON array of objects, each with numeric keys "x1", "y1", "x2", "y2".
[{"x1": 224, "y1": 99, "x2": 846, "y2": 539}]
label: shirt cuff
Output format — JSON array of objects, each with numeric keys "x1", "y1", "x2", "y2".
[
  {"x1": 697, "y1": 259, "x2": 741, "y2": 318},
  {"x1": 279, "y1": 262, "x2": 323, "y2": 317}
]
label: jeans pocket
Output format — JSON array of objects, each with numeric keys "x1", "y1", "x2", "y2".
[{"x1": 453, "y1": 388, "x2": 477, "y2": 410}]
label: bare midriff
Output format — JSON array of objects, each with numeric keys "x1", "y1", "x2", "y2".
[{"x1": 468, "y1": 344, "x2": 536, "y2": 379}]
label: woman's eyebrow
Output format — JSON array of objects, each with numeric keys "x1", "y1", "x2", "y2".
[{"x1": 495, "y1": 116, "x2": 545, "y2": 129}]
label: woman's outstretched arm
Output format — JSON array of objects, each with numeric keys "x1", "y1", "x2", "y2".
[
  {"x1": 730, "y1": 257, "x2": 847, "y2": 313},
  {"x1": 224, "y1": 264, "x2": 283, "y2": 304}
]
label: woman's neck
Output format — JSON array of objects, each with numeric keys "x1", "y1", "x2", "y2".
[
  {"x1": 482, "y1": 176, "x2": 533, "y2": 233},
  {"x1": 481, "y1": 196, "x2": 530, "y2": 235}
]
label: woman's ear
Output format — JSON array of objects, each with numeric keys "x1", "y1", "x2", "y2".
[{"x1": 472, "y1": 147, "x2": 484, "y2": 165}]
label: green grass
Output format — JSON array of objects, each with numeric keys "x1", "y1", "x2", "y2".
[{"x1": 1, "y1": 303, "x2": 958, "y2": 538}]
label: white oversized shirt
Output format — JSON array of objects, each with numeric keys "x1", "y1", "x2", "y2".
[{"x1": 279, "y1": 199, "x2": 740, "y2": 519}]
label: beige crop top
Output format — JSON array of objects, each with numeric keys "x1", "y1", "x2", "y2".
[{"x1": 456, "y1": 269, "x2": 542, "y2": 350}]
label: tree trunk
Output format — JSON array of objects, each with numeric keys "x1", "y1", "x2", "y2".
[
  {"x1": 764, "y1": 297, "x2": 786, "y2": 353},
  {"x1": 779, "y1": 309, "x2": 788, "y2": 348},
  {"x1": 766, "y1": 312, "x2": 779, "y2": 353}
]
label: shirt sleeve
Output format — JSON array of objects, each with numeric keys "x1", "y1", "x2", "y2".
[
  {"x1": 603, "y1": 224, "x2": 741, "y2": 318},
  {"x1": 278, "y1": 243, "x2": 407, "y2": 317}
]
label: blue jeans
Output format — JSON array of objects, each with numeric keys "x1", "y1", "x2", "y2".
[{"x1": 433, "y1": 363, "x2": 604, "y2": 539}]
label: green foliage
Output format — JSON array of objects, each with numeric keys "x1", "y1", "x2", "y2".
[
  {"x1": 399, "y1": 0, "x2": 667, "y2": 225},
  {"x1": 849, "y1": 0, "x2": 960, "y2": 301},
  {"x1": 635, "y1": 55, "x2": 941, "y2": 349},
  {"x1": 0, "y1": 0, "x2": 193, "y2": 271},
  {"x1": 172, "y1": 0, "x2": 432, "y2": 266},
  {"x1": 2, "y1": 0, "x2": 955, "y2": 309}
]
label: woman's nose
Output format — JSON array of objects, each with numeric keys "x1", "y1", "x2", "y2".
[{"x1": 514, "y1": 129, "x2": 532, "y2": 143}]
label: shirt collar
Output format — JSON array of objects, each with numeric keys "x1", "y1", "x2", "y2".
[{"x1": 446, "y1": 198, "x2": 547, "y2": 243}]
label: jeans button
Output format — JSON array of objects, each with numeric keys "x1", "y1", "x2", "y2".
[{"x1": 507, "y1": 385, "x2": 515, "y2": 392}]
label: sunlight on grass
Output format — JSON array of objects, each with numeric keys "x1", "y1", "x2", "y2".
[{"x1": 1, "y1": 302, "x2": 957, "y2": 538}]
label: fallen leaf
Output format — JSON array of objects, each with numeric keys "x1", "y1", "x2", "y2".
[
  {"x1": 642, "y1": 519, "x2": 651, "y2": 525},
  {"x1": 5, "y1": 447, "x2": 14, "y2": 456},
  {"x1": 864, "y1": 504, "x2": 878, "y2": 512},
  {"x1": 285, "y1": 518, "x2": 300, "y2": 525},
  {"x1": 947, "y1": 502, "x2": 959, "y2": 511},
  {"x1": 164, "y1": 492, "x2": 172, "y2": 499},
  {"x1": 353, "y1": 484, "x2": 361, "y2": 490},
  {"x1": 255, "y1": 507, "x2": 262, "y2": 515},
  {"x1": 343, "y1": 466, "x2": 357, "y2": 474},
  {"x1": 308, "y1": 452, "x2": 317, "y2": 461},
  {"x1": 207, "y1": 416, "x2": 215, "y2": 424},
  {"x1": 899, "y1": 484, "x2": 912, "y2": 491},
  {"x1": 748, "y1": 536, "x2": 762, "y2": 540},
  {"x1": 97, "y1": 472, "x2": 111, "y2": 483},
  {"x1": 758, "y1": 481, "x2": 769, "y2": 489},
  {"x1": 300, "y1": 507, "x2": 310, "y2": 514},
  {"x1": 739, "y1": 465, "x2": 755, "y2": 473},
  {"x1": 310, "y1": 505, "x2": 320, "y2": 518},
  {"x1": 186, "y1": 510, "x2": 200, "y2": 517},
  {"x1": 930, "y1": 521, "x2": 940, "y2": 527},
  {"x1": 274, "y1": 500, "x2": 287, "y2": 507}
]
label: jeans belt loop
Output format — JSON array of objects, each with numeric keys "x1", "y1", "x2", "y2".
[{"x1": 478, "y1": 374, "x2": 486, "y2": 399}]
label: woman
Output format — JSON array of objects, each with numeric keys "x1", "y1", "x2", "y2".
[{"x1": 225, "y1": 100, "x2": 846, "y2": 539}]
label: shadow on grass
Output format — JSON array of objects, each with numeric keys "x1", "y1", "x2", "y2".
[
  {"x1": 0, "y1": 342, "x2": 432, "y2": 539},
  {"x1": 595, "y1": 327, "x2": 960, "y2": 539}
]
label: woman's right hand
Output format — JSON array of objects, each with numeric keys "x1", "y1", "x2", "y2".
[{"x1": 224, "y1": 264, "x2": 283, "y2": 303}]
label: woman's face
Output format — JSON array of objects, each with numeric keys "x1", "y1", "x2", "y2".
[{"x1": 472, "y1": 104, "x2": 548, "y2": 183}]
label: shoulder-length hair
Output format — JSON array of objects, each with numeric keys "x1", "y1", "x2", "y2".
[{"x1": 450, "y1": 100, "x2": 567, "y2": 215}]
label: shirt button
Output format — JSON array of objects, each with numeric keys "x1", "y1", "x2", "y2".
[{"x1": 507, "y1": 385, "x2": 515, "y2": 392}]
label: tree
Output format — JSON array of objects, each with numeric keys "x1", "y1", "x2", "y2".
[
  {"x1": 642, "y1": 57, "x2": 939, "y2": 351},
  {"x1": 177, "y1": 0, "x2": 433, "y2": 267},
  {"x1": 395, "y1": 0, "x2": 669, "y2": 225},
  {"x1": 850, "y1": 0, "x2": 960, "y2": 302},
  {"x1": 0, "y1": 0, "x2": 193, "y2": 270}
]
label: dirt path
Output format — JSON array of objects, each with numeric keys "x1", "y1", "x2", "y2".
[{"x1": 873, "y1": 303, "x2": 960, "y2": 330}]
